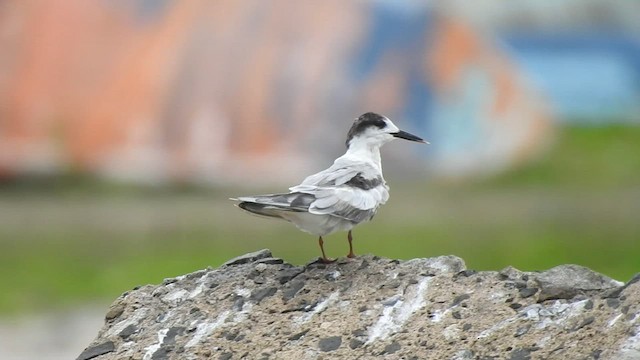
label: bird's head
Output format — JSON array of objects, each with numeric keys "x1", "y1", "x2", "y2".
[{"x1": 345, "y1": 112, "x2": 427, "y2": 149}]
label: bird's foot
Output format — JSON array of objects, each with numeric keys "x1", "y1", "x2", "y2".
[
  {"x1": 346, "y1": 252, "x2": 356, "y2": 259},
  {"x1": 319, "y1": 256, "x2": 336, "y2": 264}
]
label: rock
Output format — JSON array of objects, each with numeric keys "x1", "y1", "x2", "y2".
[
  {"x1": 518, "y1": 287, "x2": 538, "y2": 299},
  {"x1": 405, "y1": 255, "x2": 466, "y2": 275},
  {"x1": 277, "y1": 266, "x2": 304, "y2": 284},
  {"x1": 605, "y1": 273, "x2": 640, "y2": 298},
  {"x1": 318, "y1": 336, "x2": 342, "y2": 352},
  {"x1": 222, "y1": 249, "x2": 273, "y2": 266},
  {"x1": 79, "y1": 250, "x2": 640, "y2": 360},
  {"x1": 453, "y1": 349, "x2": 475, "y2": 359},
  {"x1": 569, "y1": 316, "x2": 595, "y2": 332},
  {"x1": 383, "y1": 341, "x2": 401, "y2": 354},
  {"x1": 349, "y1": 338, "x2": 364, "y2": 349},
  {"x1": 255, "y1": 257, "x2": 285, "y2": 265},
  {"x1": 288, "y1": 329, "x2": 309, "y2": 341},
  {"x1": 514, "y1": 324, "x2": 530, "y2": 337},
  {"x1": 534, "y1": 264, "x2": 622, "y2": 301},
  {"x1": 456, "y1": 269, "x2": 478, "y2": 278},
  {"x1": 607, "y1": 298, "x2": 621, "y2": 309},
  {"x1": 77, "y1": 341, "x2": 115, "y2": 360},
  {"x1": 250, "y1": 286, "x2": 277, "y2": 304},
  {"x1": 509, "y1": 348, "x2": 531, "y2": 360},
  {"x1": 282, "y1": 279, "x2": 305, "y2": 301},
  {"x1": 118, "y1": 324, "x2": 137, "y2": 340},
  {"x1": 104, "y1": 303, "x2": 125, "y2": 321},
  {"x1": 499, "y1": 266, "x2": 524, "y2": 281},
  {"x1": 452, "y1": 293, "x2": 471, "y2": 306}
]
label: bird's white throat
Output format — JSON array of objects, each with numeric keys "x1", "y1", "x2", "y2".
[{"x1": 343, "y1": 138, "x2": 384, "y2": 171}]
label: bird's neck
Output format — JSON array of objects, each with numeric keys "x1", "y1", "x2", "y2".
[{"x1": 344, "y1": 142, "x2": 382, "y2": 170}]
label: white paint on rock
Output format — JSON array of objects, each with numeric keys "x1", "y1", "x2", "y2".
[
  {"x1": 236, "y1": 288, "x2": 251, "y2": 298},
  {"x1": 162, "y1": 275, "x2": 212, "y2": 302},
  {"x1": 160, "y1": 309, "x2": 175, "y2": 323},
  {"x1": 329, "y1": 270, "x2": 341, "y2": 280},
  {"x1": 234, "y1": 290, "x2": 254, "y2": 323},
  {"x1": 429, "y1": 289, "x2": 472, "y2": 323},
  {"x1": 617, "y1": 325, "x2": 640, "y2": 360},
  {"x1": 476, "y1": 316, "x2": 518, "y2": 339},
  {"x1": 295, "y1": 291, "x2": 340, "y2": 324},
  {"x1": 367, "y1": 276, "x2": 433, "y2": 343},
  {"x1": 536, "y1": 299, "x2": 589, "y2": 330},
  {"x1": 521, "y1": 300, "x2": 588, "y2": 328},
  {"x1": 430, "y1": 308, "x2": 450, "y2": 323},
  {"x1": 163, "y1": 289, "x2": 189, "y2": 302},
  {"x1": 143, "y1": 328, "x2": 169, "y2": 360},
  {"x1": 478, "y1": 299, "x2": 591, "y2": 340},
  {"x1": 188, "y1": 282, "x2": 207, "y2": 299},
  {"x1": 120, "y1": 341, "x2": 135, "y2": 352},
  {"x1": 185, "y1": 311, "x2": 230, "y2": 348},
  {"x1": 608, "y1": 313, "x2": 624, "y2": 327},
  {"x1": 181, "y1": 286, "x2": 256, "y2": 350}
]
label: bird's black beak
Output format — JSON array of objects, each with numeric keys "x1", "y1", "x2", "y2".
[{"x1": 392, "y1": 130, "x2": 428, "y2": 144}]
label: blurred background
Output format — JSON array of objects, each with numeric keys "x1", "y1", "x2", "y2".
[{"x1": 1, "y1": 1, "x2": 639, "y2": 358}]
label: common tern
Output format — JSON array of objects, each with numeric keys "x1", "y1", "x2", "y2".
[{"x1": 232, "y1": 112, "x2": 426, "y2": 262}]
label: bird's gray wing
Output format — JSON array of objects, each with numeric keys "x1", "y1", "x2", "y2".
[
  {"x1": 234, "y1": 192, "x2": 315, "y2": 212},
  {"x1": 289, "y1": 161, "x2": 389, "y2": 223},
  {"x1": 233, "y1": 192, "x2": 315, "y2": 220},
  {"x1": 290, "y1": 158, "x2": 381, "y2": 188}
]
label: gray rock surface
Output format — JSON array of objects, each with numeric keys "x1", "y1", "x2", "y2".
[{"x1": 79, "y1": 249, "x2": 640, "y2": 359}]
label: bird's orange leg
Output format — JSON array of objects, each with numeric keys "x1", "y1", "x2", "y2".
[
  {"x1": 318, "y1": 236, "x2": 334, "y2": 263},
  {"x1": 347, "y1": 230, "x2": 356, "y2": 258}
]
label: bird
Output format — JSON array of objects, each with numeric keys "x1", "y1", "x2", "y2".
[{"x1": 231, "y1": 112, "x2": 427, "y2": 263}]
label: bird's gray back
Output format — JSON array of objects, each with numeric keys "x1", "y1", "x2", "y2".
[{"x1": 290, "y1": 159, "x2": 389, "y2": 225}]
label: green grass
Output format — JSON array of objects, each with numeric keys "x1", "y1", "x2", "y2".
[
  {"x1": 485, "y1": 125, "x2": 640, "y2": 188},
  {"x1": 0, "y1": 124, "x2": 639, "y2": 314}
]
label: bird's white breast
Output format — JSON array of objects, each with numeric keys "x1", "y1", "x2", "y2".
[{"x1": 279, "y1": 212, "x2": 357, "y2": 236}]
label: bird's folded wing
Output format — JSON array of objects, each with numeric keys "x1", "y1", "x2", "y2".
[
  {"x1": 290, "y1": 161, "x2": 381, "y2": 189},
  {"x1": 289, "y1": 162, "x2": 389, "y2": 223},
  {"x1": 308, "y1": 186, "x2": 387, "y2": 223},
  {"x1": 234, "y1": 193, "x2": 315, "y2": 211}
]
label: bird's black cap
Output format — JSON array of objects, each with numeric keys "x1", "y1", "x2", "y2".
[{"x1": 345, "y1": 112, "x2": 388, "y2": 147}]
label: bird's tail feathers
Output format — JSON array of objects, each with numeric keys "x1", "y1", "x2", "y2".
[
  {"x1": 233, "y1": 193, "x2": 311, "y2": 220},
  {"x1": 237, "y1": 202, "x2": 286, "y2": 219}
]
